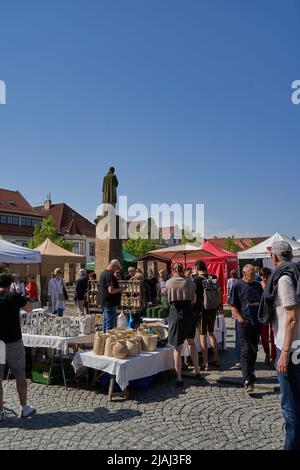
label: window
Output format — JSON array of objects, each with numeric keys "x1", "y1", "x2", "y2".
[
  {"x1": 20, "y1": 217, "x2": 42, "y2": 227},
  {"x1": 73, "y1": 242, "x2": 80, "y2": 255},
  {"x1": 81, "y1": 242, "x2": 85, "y2": 255},
  {"x1": 89, "y1": 242, "x2": 95, "y2": 257},
  {"x1": 0, "y1": 214, "x2": 20, "y2": 225}
]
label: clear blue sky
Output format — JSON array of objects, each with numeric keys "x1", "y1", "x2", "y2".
[{"x1": 1, "y1": 0, "x2": 300, "y2": 238}]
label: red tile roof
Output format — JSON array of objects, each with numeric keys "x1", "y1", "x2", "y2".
[
  {"x1": 35, "y1": 203, "x2": 95, "y2": 238},
  {"x1": 207, "y1": 237, "x2": 268, "y2": 251},
  {"x1": 0, "y1": 188, "x2": 42, "y2": 217}
]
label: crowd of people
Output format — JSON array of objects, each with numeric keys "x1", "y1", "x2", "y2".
[{"x1": 0, "y1": 239, "x2": 300, "y2": 450}]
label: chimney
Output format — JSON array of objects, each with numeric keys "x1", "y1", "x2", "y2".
[{"x1": 44, "y1": 193, "x2": 52, "y2": 211}]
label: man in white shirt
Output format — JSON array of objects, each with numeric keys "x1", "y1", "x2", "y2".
[{"x1": 270, "y1": 240, "x2": 300, "y2": 450}]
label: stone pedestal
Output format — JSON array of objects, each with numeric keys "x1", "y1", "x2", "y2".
[
  {"x1": 64, "y1": 263, "x2": 70, "y2": 283},
  {"x1": 95, "y1": 213, "x2": 123, "y2": 275}
]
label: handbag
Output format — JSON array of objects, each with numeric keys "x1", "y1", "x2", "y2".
[{"x1": 55, "y1": 279, "x2": 68, "y2": 301}]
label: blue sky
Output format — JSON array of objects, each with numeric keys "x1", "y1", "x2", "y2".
[{"x1": 1, "y1": 0, "x2": 300, "y2": 238}]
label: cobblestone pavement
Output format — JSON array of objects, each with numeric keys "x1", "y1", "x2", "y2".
[{"x1": 0, "y1": 318, "x2": 284, "y2": 450}]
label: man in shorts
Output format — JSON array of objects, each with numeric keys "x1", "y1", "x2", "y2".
[
  {"x1": 0, "y1": 273, "x2": 36, "y2": 421},
  {"x1": 194, "y1": 261, "x2": 220, "y2": 371}
]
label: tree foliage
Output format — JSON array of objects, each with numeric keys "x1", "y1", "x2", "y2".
[
  {"x1": 224, "y1": 235, "x2": 239, "y2": 253},
  {"x1": 28, "y1": 216, "x2": 74, "y2": 252},
  {"x1": 124, "y1": 236, "x2": 156, "y2": 258}
]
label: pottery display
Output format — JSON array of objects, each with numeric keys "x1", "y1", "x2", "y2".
[{"x1": 93, "y1": 332, "x2": 106, "y2": 355}]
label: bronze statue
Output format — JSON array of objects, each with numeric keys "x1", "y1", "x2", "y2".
[{"x1": 102, "y1": 167, "x2": 118, "y2": 206}]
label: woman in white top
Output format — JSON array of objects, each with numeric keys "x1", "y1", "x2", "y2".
[{"x1": 48, "y1": 268, "x2": 67, "y2": 316}]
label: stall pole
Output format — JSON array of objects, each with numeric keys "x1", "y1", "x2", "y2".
[{"x1": 39, "y1": 263, "x2": 44, "y2": 307}]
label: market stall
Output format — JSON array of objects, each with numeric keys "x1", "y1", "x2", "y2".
[
  {"x1": 72, "y1": 346, "x2": 174, "y2": 400},
  {"x1": 20, "y1": 312, "x2": 96, "y2": 387},
  {"x1": 238, "y1": 232, "x2": 300, "y2": 270},
  {"x1": 33, "y1": 238, "x2": 85, "y2": 303},
  {"x1": 0, "y1": 238, "x2": 41, "y2": 264},
  {"x1": 147, "y1": 243, "x2": 214, "y2": 268}
]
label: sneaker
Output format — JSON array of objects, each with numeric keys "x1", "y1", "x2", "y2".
[
  {"x1": 20, "y1": 405, "x2": 36, "y2": 418},
  {"x1": 0, "y1": 410, "x2": 6, "y2": 422}
]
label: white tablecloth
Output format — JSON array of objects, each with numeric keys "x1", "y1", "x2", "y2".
[
  {"x1": 22, "y1": 333, "x2": 95, "y2": 355},
  {"x1": 72, "y1": 346, "x2": 174, "y2": 391}
]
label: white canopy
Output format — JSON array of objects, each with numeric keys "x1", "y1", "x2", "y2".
[
  {"x1": 238, "y1": 232, "x2": 300, "y2": 260},
  {"x1": 0, "y1": 239, "x2": 41, "y2": 264}
]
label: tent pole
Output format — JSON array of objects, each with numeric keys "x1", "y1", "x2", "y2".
[{"x1": 39, "y1": 263, "x2": 44, "y2": 307}]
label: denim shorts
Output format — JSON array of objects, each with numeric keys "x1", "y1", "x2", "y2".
[{"x1": 0, "y1": 340, "x2": 26, "y2": 379}]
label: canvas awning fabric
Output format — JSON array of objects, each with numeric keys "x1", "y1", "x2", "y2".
[
  {"x1": 33, "y1": 238, "x2": 85, "y2": 265},
  {"x1": 238, "y1": 232, "x2": 300, "y2": 260},
  {"x1": 123, "y1": 249, "x2": 138, "y2": 263},
  {"x1": 148, "y1": 243, "x2": 214, "y2": 264},
  {"x1": 0, "y1": 238, "x2": 41, "y2": 264}
]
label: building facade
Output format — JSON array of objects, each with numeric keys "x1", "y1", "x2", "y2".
[
  {"x1": 35, "y1": 198, "x2": 96, "y2": 263},
  {"x1": 0, "y1": 188, "x2": 43, "y2": 246}
]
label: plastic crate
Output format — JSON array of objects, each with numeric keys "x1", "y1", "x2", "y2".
[{"x1": 31, "y1": 359, "x2": 74, "y2": 385}]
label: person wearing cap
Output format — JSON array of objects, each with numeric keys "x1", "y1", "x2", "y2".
[
  {"x1": 265, "y1": 240, "x2": 300, "y2": 450},
  {"x1": 98, "y1": 259, "x2": 123, "y2": 332},
  {"x1": 74, "y1": 269, "x2": 88, "y2": 315},
  {"x1": 229, "y1": 264, "x2": 263, "y2": 393},
  {"x1": 48, "y1": 268, "x2": 67, "y2": 316}
]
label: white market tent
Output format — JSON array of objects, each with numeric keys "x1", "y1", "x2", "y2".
[
  {"x1": 238, "y1": 232, "x2": 300, "y2": 267},
  {"x1": 0, "y1": 238, "x2": 41, "y2": 264}
]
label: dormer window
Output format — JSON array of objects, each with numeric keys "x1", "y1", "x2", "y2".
[{"x1": 8, "y1": 200, "x2": 17, "y2": 207}]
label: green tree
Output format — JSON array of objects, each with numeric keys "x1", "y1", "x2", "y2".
[
  {"x1": 181, "y1": 228, "x2": 197, "y2": 244},
  {"x1": 224, "y1": 235, "x2": 239, "y2": 253},
  {"x1": 28, "y1": 216, "x2": 74, "y2": 252},
  {"x1": 124, "y1": 236, "x2": 156, "y2": 258}
]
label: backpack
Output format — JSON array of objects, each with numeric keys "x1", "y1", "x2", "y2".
[{"x1": 200, "y1": 275, "x2": 221, "y2": 310}]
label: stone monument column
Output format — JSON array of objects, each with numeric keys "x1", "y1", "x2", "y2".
[{"x1": 95, "y1": 167, "x2": 123, "y2": 275}]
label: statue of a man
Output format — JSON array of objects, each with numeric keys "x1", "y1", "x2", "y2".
[{"x1": 102, "y1": 167, "x2": 118, "y2": 206}]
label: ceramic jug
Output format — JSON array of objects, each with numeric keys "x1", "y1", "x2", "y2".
[
  {"x1": 93, "y1": 332, "x2": 106, "y2": 355},
  {"x1": 113, "y1": 340, "x2": 129, "y2": 359},
  {"x1": 104, "y1": 335, "x2": 116, "y2": 356},
  {"x1": 126, "y1": 337, "x2": 139, "y2": 357}
]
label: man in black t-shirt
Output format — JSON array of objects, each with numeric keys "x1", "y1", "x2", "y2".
[
  {"x1": 98, "y1": 260, "x2": 123, "y2": 332},
  {"x1": 0, "y1": 273, "x2": 36, "y2": 421},
  {"x1": 229, "y1": 264, "x2": 263, "y2": 393},
  {"x1": 194, "y1": 260, "x2": 220, "y2": 371}
]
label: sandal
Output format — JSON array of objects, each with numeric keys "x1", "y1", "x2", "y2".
[{"x1": 200, "y1": 364, "x2": 209, "y2": 371}]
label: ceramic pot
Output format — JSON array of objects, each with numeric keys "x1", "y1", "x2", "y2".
[
  {"x1": 141, "y1": 334, "x2": 158, "y2": 352},
  {"x1": 93, "y1": 332, "x2": 106, "y2": 355},
  {"x1": 104, "y1": 335, "x2": 117, "y2": 356},
  {"x1": 126, "y1": 338, "x2": 139, "y2": 357},
  {"x1": 113, "y1": 340, "x2": 129, "y2": 359}
]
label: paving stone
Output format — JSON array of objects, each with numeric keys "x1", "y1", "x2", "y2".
[{"x1": 0, "y1": 318, "x2": 284, "y2": 450}]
